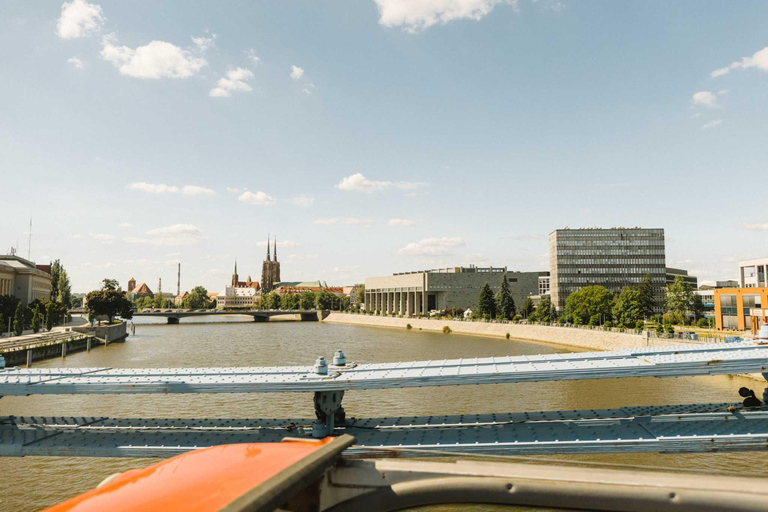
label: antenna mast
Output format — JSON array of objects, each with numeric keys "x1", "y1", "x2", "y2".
[{"x1": 177, "y1": 263, "x2": 181, "y2": 296}]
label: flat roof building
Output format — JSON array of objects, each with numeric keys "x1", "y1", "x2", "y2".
[
  {"x1": 739, "y1": 258, "x2": 768, "y2": 288},
  {"x1": 365, "y1": 266, "x2": 543, "y2": 315},
  {"x1": 666, "y1": 267, "x2": 698, "y2": 289},
  {"x1": 0, "y1": 255, "x2": 52, "y2": 306},
  {"x1": 549, "y1": 227, "x2": 666, "y2": 312}
]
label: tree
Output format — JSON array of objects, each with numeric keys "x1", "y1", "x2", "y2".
[
  {"x1": 531, "y1": 296, "x2": 552, "y2": 322},
  {"x1": 69, "y1": 294, "x2": 82, "y2": 309},
  {"x1": 0, "y1": 295, "x2": 20, "y2": 327},
  {"x1": 691, "y1": 294, "x2": 705, "y2": 322},
  {"x1": 31, "y1": 305, "x2": 41, "y2": 334},
  {"x1": 101, "y1": 278, "x2": 120, "y2": 291},
  {"x1": 477, "y1": 283, "x2": 496, "y2": 319},
  {"x1": 13, "y1": 302, "x2": 24, "y2": 336},
  {"x1": 86, "y1": 289, "x2": 134, "y2": 324},
  {"x1": 298, "y1": 291, "x2": 315, "y2": 310},
  {"x1": 564, "y1": 285, "x2": 613, "y2": 325},
  {"x1": 315, "y1": 291, "x2": 335, "y2": 310},
  {"x1": 612, "y1": 286, "x2": 643, "y2": 328},
  {"x1": 58, "y1": 269, "x2": 72, "y2": 307},
  {"x1": 495, "y1": 275, "x2": 516, "y2": 320},
  {"x1": 353, "y1": 284, "x2": 365, "y2": 305},
  {"x1": 45, "y1": 302, "x2": 55, "y2": 331},
  {"x1": 280, "y1": 293, "x2": 299, "y2": 310},
  {"x1": 638, "y1": 274, "x2": 655, "y2": 319},
  {"x1": 152, "y1": 292, "x2": 167, "y2": 309},
  {"x1": 665, "y1": 275, "x2": 694, "y2": 324},
  {"x1": 50, "y1": 260, "x2": 62, "y2": 301},
  {"x1": 521, "y1": 297, "x2": 534, "y2": 319},
  {"x1": 267, "y1": 292, "x2": 281, "y2": 310},
  {"x1": 183, "y1": 286, "x2": 211, "y2": 309}
]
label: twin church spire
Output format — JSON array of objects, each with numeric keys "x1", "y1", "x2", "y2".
[
  {"x1": 265, "y1": 235, "x2": 278, "y2": 262},
  {"x1": 231, "y1": 235, "x2": 280, "y2": 290}
]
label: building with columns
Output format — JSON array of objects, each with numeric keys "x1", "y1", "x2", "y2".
[
  {"x1": 0, "y1": 254, "x2": 52, "y2": 306},
  {"x1": 364, "y1": 266, "x2": 542, "y2": 316}
]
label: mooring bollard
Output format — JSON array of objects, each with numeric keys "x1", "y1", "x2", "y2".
[
  {"x1": 26, "y1": 349, "x2": 32, "y2": 368},
  {"x1": 61, "y1": 341, "x2": 67, "y2": 358},
  {"x1": 87, "y1": 337, "x2": 92, "y2": 352}
]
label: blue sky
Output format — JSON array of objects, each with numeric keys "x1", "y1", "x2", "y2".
[{"x1": 1, "y1": 0, "x2": 767, "y2": 293}]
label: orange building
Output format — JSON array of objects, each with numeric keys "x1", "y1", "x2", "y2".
[{"x1": 713, "y1": 287, "x2": 768, "y2": 331}]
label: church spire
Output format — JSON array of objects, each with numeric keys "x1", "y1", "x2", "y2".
[
  {"x1": 234, "y1": 259, "x2": 237, "y2": 275},
  {"x1": 274, "y1": 236, "x2": 277, "y2": 262},
  {"x1": 266, "y1": 234, "x2": 271, "y2": 262}
]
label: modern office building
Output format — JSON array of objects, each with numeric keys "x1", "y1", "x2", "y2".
[
  {"x1": 738, "y1": 257, "x2": 768, "y2": 288},
  {"x1": 365, "y1": 266, "x2": 542, "y2": 315},
  {"x1": 714, "y1": 287, "x2": 768, "y2": 330},
  {"x1": 0, "y1": 255, "x2": 52, "y2": 306},
  {"x1": 665, "y1": 267, "x2": 698, "y2": 289},
  {"x1": 549, "y1": 227, "x2": 666, "y2": 312}
]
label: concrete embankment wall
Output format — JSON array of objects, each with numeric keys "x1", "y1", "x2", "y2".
[
  {"x1": 73, "y1": 322, "x2": 127, "y2": 342},
  {"x1": 324, "y1": 313, "x2": 765, "y2": 381}
]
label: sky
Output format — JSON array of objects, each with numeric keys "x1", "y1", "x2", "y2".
[{"x1": 1, "y1": 0, "x2": 767, "y2": 293}]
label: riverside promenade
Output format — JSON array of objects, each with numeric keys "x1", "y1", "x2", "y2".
[{"x1": 324, "y1": 313, "x2": 764, "y2": 381}]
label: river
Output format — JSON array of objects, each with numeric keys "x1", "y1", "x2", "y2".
[{"x1": 0, "y1": 317, "x2": 766, "y2": 511}]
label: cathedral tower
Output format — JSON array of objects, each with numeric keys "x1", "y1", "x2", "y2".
[{"x1": 261, "y1": 236, "x2": 281, "y2": 292}]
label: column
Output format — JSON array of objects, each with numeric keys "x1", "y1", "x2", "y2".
[
  {"x1": 398, "y1": 291, "x2": 404, "y2": 315},
  {"x1": 406, "y1": 292, "x2": 412, "y2": 317}
]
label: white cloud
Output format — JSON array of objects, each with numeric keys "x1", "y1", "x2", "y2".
[
  {"x1": 701, "y1": 119, "x2": 722, "y2": 130},
  {"x1": 744, "y1": 222, "x2": 768, "y2": 231},
  {"x1": 289, "y1": 195, "x2": 315, "y2": 207},
  {"x1": 313, "y1": 218, "x2": 375, "y2": 227},
  {"x1": 397, "y1": 237, "x2": 464, "y2": 256},
  {"x1": 691, "y1": 91, "x2": 718, "y2": 108},
  {"x1": 717, "y1": 89, "x2": 728, "y2": 95},
  {"x1": 290, "y1": 65, "x2": 304, "y2": 80},
  {"x1": 336, "y1": 173, "x2": 391, "y2": 193},
  {"x1": 127, "y1": 182, "x2": 179, "y2": 194},
  {"x1": 238, "y1": 190, "x2": 276, "y2": 205},
  {"x1": 192, "y1": 33, "x2": 216, "y2": 52},
  {"x1": 374, "y1": 0, "x2": 519, "y2": 33},
  {"x1": 71, "y1": 234, "x2": 84, "y2": 239},
  {"x1": 226, "y1": 187, "x2": 240, "y2": 193},
  {"x1": 118, "y1": 222, "x2": 133, "y2": 228},
  {"x1": 89, "y1": 232, "x2": 115, "y2": 244},
  {"x1": 395, "y1": 181, "x2": 428, "y2": 190},
  {"x1": 210, "y1": 67, "x2": 254, "y2": 97},
  {"x1": 57, "y1": 0, "x2": 104, "y2": 39},
  {"x1": 67, "y1": 56, "x2": 84, "y2": 69},
  {"x1": 125, "y1": 224, "x2": 203, "y2": 246},
  {"x1": 389, "y1": 218, "x2": 415, "y2": 226},
  {"x1": 182, "y1": 185, "x2": 216, "y2": 196},
  {"x1": 711, "y1": 47, "x2": 768, "y2": 77},
  {"x1": 101, "y1": 37, "x2": 207, "y2": 79},
  {"x1": 246, "y1": 49, "x2": 260, "y2": 65},
  {"x1": 257, "y1": 240, "x2": 300, "y2": 248}
]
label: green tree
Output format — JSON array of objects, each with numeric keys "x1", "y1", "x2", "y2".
[
  {"x1": 298, "y1": 290, "x2": 315, "y2": 310},
  {"x1": 315, "y1": 291, "x2": 335, "y2": 310},
  {"x1": 45, "y1": 302, "x2": 55, "y2": 331},
  {"x1": 0, "y1": 295, "x2": 20, "y2": 327},
  {"x1": 13, "y1": 302, "x2": 24, "y2": 336},
  {"x1": 530, "y1": 296, "x2": 552, "y2": 322},
  {"x1": 495, "y1": 275, "x2": 516, "y2": 320},
  {"x1": 691, "y1": 294, "x2": 705, "y2": 322},
  {"x1": 477, "y1": 283, "x2": 496, "y2": 319},
  {"x1": 182, "y1": 286, "x2": 211, "y2": 309},
  {"x1": 564, "y1": 285, "x2": 613, "y2": 325},
  {"x1": 257, "y1": 293, "x2": 270, "y2": 310},
  {"x1": 280, "y1": 293, "x2": 299, "y2": 310},
  {"x1": 31, "y1": 305, "x2": 41, "y2": 333},
  {"x1": 521, "y1": 297, "x2": 534, "y2": 319},
  {"x1": 152, "y1": 292, "x2": 167, "y2": 309},
  {"x1": 612, "y1": 286, "x2": 643, "y2": 328},
  {"x1": 665, "y1": 275, "x2": 694, "y2": 325},
  {"x1": 268, "y1": 292, "x2": 281, "y2": 309},
  {"x1": 86, "y1": 289, "x2": 134, "y2": 324},
  {"x1": 353, "y1": 284, "x2": 365, "y2": 305},
  {"x1": 638, "y1": 274, "x2": 655, "y2": 318},
  {"x1": 69, "y1": 294, "x2": 82, "y2": 309},
  {"x1": 57, "y1": 269, "x2": 72, "y2": 307},
  {"x1": 101, "y1": 278, "x2": 120, "y2": 291},
  {"x1": 50, "y1": 259, "x2": 62, "y2": 301}
]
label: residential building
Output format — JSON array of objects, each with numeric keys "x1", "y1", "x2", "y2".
[
  {"x1": 216, "y1": 286, "x2": 259, "y2": 309},
  {"x1": 549, "y1": 227, "x2": 666, "y2": 312},
  {"x1": 665, "y1": 267, "x2": 698, "y2": 289},
  {"x1": 739, "y1": 257, "x2": 768, "y2": 288},
  {"x1": 0, "y1": 254, "x2": 52, "y2": 306},
  {"x1": 365, "y1": 266, "x2": 541, "y2": 315}
]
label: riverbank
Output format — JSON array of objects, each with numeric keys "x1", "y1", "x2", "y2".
[{"x1": 324, "y1": 313, "x2": 765, "y2": 381}]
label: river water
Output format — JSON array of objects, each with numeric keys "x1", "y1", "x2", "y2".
[{"x1": 1, "y1": 317, "x2": 766, "y2": 511}]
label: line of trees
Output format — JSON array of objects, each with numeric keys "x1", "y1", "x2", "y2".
[{"x1": 255, "y1": 290, "x2": 349, "y2": 311}]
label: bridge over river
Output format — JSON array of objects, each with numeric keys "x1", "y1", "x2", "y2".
[{"x1": 130, "y1": 309, "x2": 327, "y2": 324}]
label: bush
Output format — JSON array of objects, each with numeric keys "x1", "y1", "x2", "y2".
[
  {"x1": 442, "y1": 325, "x2": 452, "y2": 334},
  {"x1": 666, "y1": 325, "x2": 675, "y2": 336},
  {"x1": 512, "y1": 315, "x2": 521, "y2": 323},
  {"x1": 588, "y1": 315, "x2": 600, "y2": 327},
  {"x1": 406, "y1": 323, "x2": 412, "y2": 330},
  {"x1": 697, "y1": 318, "x2": 710, "y2": 329},
  {"x1": 506, "y1": 332, "x2": 510, "y2": 339},
  {"x1": 558, "y1": 317, "x2": 566, "y2": 325},
  {"x1": 604, "y1": 321, "x2": 613, "y2": 329}
]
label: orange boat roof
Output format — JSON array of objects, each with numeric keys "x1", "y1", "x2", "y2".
[{"x1": 46, "y1": 438, "x2": 335, "y2": 512}]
